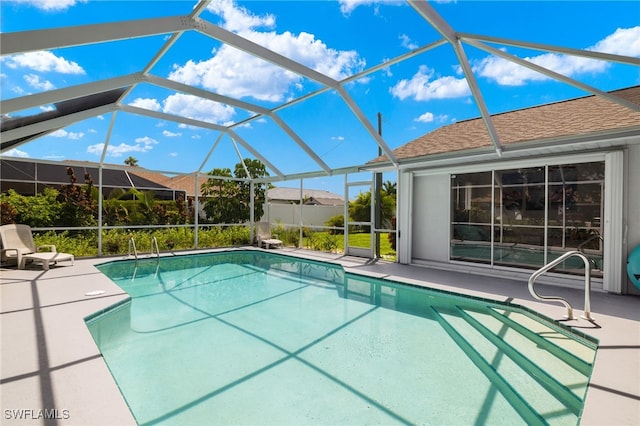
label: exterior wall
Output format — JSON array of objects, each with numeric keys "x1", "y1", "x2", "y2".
[
  {"x1": 262, "y1": 203, "x2": 343, "y2": 228},
  {"x1": 625, "y1": 143, "x2": 640, "y2": 295},
  {"x1": 412, "y1": 174, "x2": 449, "y2": 262},
  {"x1": 403, "y1": 147, "x2": 639, "y2": 294}
]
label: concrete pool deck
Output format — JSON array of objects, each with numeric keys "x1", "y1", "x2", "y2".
[{"x1": 1, "y1": 247, "x2": 638, "y2": 425}]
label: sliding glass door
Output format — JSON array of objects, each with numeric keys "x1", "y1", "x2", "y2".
[{"x1": 450, "y1": 161, "x2": 604, "y2": 276}]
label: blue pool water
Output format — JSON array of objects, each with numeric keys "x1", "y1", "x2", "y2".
[{"x1": 89, "y1": 250, "x2": 597, "y2": 425}]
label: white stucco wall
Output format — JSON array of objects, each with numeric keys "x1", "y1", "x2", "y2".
[
  {"x1": 625, "y1": 143, "x2": 640, "y2": 294},
  {"x1": 402, "y1": 143, "x2": 640, "y2": 294},
  {"x1": 411, "y1": 174, "x2": 450, "y2": 262},
  {"x1": 263, "y1": 204, "x2": 343, "y2": 228}
]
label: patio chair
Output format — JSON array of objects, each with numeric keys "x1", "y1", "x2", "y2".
[
  {"x1": 0, "y1": 224, "x2": 74, "y2": 270},
  {"x1": 256, "y1": 222, "x2": 283, "y2": 249}
]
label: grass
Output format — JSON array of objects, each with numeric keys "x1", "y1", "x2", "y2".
[{"x1": 301, "y1": 231, "x2": 396, "y2": 260}]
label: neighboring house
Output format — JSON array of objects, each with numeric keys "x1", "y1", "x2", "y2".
[
  {"x1": 0, "y1": 159, "x2": 184, "y2": 200},
  {"x1": 125, "y1": 171, "x2": 209, "y2": 219},
  {"x1": 263, "y1": 187, "x2": 344, "y2": 227},
  {"x1": 267, "y1": 187, "x2": 343, "y2": 206},
  {"x1": 123, "y1": 174, "x2": 345, "y2": 226},
  {"x1": 369, "y1": 86, "x2": 640, "y2": 295}
]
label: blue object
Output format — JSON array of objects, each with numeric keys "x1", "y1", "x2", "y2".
[{"x1": 628, "y1": 244, "x2": 640, "y2": 290}]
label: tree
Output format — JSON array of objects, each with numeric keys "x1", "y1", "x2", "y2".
[
  {"x1": 234, "y1": 159, "x2": 269, "y2": 222},
  {"x1": 0, "y1": 188, "x2": 61, "y2": 226},
  {"x1": 124, "y1": 156, "x2": 138, "y2": 166},
  {"x1": 349, "y1": 189, "x2": 395, "y2": 227},
  {"x1": 200, "y1": 160, "x2": 270, "y2": 224},
  {"x1": 200, "y1": 168, "x2": 240, "y2": 223},
  {"x1": 57, "y1": 167, "x2": 98, "y2": 227},
  {"x1": 382, "y1": 180, "x2": 396, "y2": 197}
]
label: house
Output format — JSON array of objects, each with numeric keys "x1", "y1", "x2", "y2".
[
  {"x1": 0, "y1": 158, "x2": 184, "y2": 201},
  {"x1": 263, "y1": 187, "x2": 344, "y2": 227},
  {"x1": 267, "y1": 187, "x2": 343, "y2": 206},
  {"x1": 370, "y1": 86, "x2": 640, "y2": 295}
]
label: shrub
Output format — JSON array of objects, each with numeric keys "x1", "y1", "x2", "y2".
[
  {"x1": 306, "y1": 231, "x2": 338, "y2": 253},
  {"x1": 273, "y1": 225, "x2": 299, "y2": 247},
  {"x1": 0, "y1": 188, "x2": 62, "y2": 226},
  {"x1": 325, "y1": 215, "x2": 344, "y2": 234}
]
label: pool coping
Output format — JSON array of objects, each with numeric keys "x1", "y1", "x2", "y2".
[{"x1": 1, "y1": 247, "x2": 638, "y2": 425}]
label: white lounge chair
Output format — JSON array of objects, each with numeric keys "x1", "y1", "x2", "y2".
[
  {"x1": 0, "y1": 224, "x2": 74, "y2": 270},
  {"x1": 256, "y1": 222, "x2": 283, "y2": 249}
]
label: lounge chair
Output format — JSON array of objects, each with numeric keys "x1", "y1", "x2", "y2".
[
  {"x1": 256, "y1": 222, "x2": 283, "y2": 249},
  {"x1": 0, "y1": 224, "x2": 74, "y2": 270}
]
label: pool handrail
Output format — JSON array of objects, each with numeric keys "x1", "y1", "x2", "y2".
[
  {"x1": 127, "y1": 235, "x2": 138, "y2": 260},
  {"x1": 528, "y1": 250, "x2": 593, "y2": 321},
  {"x1": 577, "y1": 235, "x2": 604, "y2": 269},
  {"x1": 150, "y1": 236, "x2": 160, "y2": 257}
]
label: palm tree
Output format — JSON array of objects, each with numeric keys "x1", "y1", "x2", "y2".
[{"x1": 124, "y1": 156, "x2": 139, "y2": 166}]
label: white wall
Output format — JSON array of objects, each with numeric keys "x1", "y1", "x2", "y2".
[
  {"x1": 263, "y1": 204, "x2": 343, "y2": 228},
  {"x1": 402, "y1": 145, "x2": 640, "y2": 294},
  {"x1": 411, "y1": 174, "x2": 450, "y2": 262},
  {"x1": 625, "y1": 143, "x2": 640, "y2": 294}
]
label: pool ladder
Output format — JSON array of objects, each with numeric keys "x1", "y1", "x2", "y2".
[
  {"x1": 127, "y1": 235, "x2": 160, "y2": 260},
  {"x1": 528, "y1": 250, "x2": 593, "y2": 321}
]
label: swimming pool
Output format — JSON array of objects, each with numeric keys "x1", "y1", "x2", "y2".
[{"x1": 89, "y1": 250, "x2": 597, "y2": 425}]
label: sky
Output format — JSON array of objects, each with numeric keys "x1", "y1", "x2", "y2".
[{"x1": 1, "y1": 0, "x2": 639, "y2": 194}]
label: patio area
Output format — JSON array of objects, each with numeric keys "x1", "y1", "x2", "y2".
[{"x1": 1, "y1": 248, "x2": 638, "y2": 425}]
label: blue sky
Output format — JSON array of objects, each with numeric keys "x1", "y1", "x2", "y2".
[{"x1": 1, "y1": 0, "x2": 639, "y2": 194}]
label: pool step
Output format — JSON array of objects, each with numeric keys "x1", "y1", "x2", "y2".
[
  {"x1": 432, "y1": 305, "x2": 595, "y2": 425},
  {"x1": 486, "y1": 308, "x2": 595, "y2": 375}
]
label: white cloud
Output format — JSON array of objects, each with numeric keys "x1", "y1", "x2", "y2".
[
  {"x1": 162, "y1": 93, "x2": 236, "y2": 124},
  {"x1": 135, "y1": 136, "x2": 158, "y2": 147},
  {"x1": 390, "y1": 65, "x2": 470, "y2": 101},
  {"x1": 1, "y1": 148, "x2": 29, "y2": 158},
  {"x1": 473, "y1": 26, "x2": 640, "y2": 86},
  {"x1": 50, "y1": 129, "x2": 84, "y2": 140},
  {"x1": 169, "y1": 152, "x2": 178, "y2": 157},
  {"x1": 331, "y1": 136, "x2": 345, "y2": 141},
  {"x1": 11, "y1": 86, "x2": 26, "y2": 96},
  {"x1": 399, "y1": 34, "x2": 418, "y2": 50},
  {"x1": 415, "y1": 112, "x2": 434, "y2": 123},
  {"x1": 207, "y1": 0, "x2": 275, "y2": 33},
  {"x1": 171, "y1": 0, "x2": 364, "y2": 102},
  {"x1": 5, "y1": 51, "x2": 84, "y2": 74},
  {"x1": 414, "y1": 112, "x2": 449, "y2": 123},
  {"x1": 24, "y1": 73, "x2": 54, "y2": 90},
  {"x1": 9, "y1": 0, "x2": 85, "y2": 11},
  {"x1": 339, "y1": 0, "x2": 378, "y2": 15},
  {"x1": 129, "y1": 98, "x2": 161, "y2": 111},
  {"x1": 338, "y1": 0, "x2": 404, "y2": 15},
  {"x1": 163, "y1": 130, "x2": 182, "y2": 137},
  {"x1": 87, "y1": 136, "x2": 158, "y2": 158},
  {"x1": 590, "y1": 26, "x2": 640, "y2": 57}
]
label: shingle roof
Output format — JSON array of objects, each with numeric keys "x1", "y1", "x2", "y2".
[
  {"x1": 374, "y1": 86, "x2": 640, "y2": 163},
  {"x1": 128, "y1": 172, "x2": 208, "y2": 198},
  {"x1": 268, "y1": 187, "x2": 343, "y2": 204},
  {"x1": 0, "y1": 159, "x2": 181, "y2": 199}
]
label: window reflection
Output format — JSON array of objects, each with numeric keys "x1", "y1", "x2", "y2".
[{"x1": 450, "y1": 162, "x2": 603, "y2": 276}]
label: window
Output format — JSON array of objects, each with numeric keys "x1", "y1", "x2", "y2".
[{"x1": 451, "y1": 161, "x2": 604, "y2": 275}]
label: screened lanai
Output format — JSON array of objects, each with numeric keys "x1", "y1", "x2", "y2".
[
  {"x1": 2, "y1": 4, "x2": 640, "y2": 425},
  {"x1": 1, "y1": 0, "x2": 639, "y2": 259}
]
